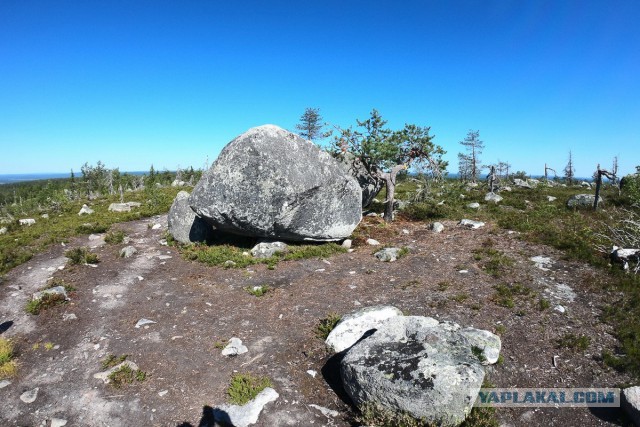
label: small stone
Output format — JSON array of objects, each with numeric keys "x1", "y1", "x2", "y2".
[
  {"x1": 547, "y1": 196, "x2": 557, "y2": 202},
  {"x1": 402, "y1": 229, "x2": 409, "y2": 234},
  {"x1": 158, "y1": 390, "x2": 169, "y2": 397},
  {"x1": 554, "y1": 305, "x2": 566, "y2": 313},
  {"x1": 222, "y1": 337, "x2": 248, "y2": 356},
  {"x1": 467, "y1": 202, "x2": 480, "y2": 209},
  {"x1": 484, "y1": 193, "x2": 503, "y2": 204},
  {"x1": 19, "y1": 218, "x2": 36, "y2": 226},
  {"x1": 78, "y1": 204, "x2": 94, "y2": 215},
  {"x1": 0, "y1": 227, "x2": 7, "y2": 235},
  {"x1": 119, "y1": 246, "x2": 137, "y2": 258},
  {"x1": 62, "y1": 313, "x2": 77, "y2": 321},
  {"x1": 224, "y1": 260, "x2": 237, "y2": 267},
  {"x1": 374, "y1": 248, "x2": 403, "y2": 262},
  {"x1": 459, "y1": 219, "x2": 485, "y2": 229},
  {"x1": 341, "y1": 239, "x2": 352, "y2": 249},
  {"x1": 51, "y1": 418, "x2": 68, "y2": 427},
  {"x1": 152, "y1": 223, "x2": 161, "y2": 230},
  {"x1": 33, "y1": 286, "x2": 68, "y2": 302},
  {"x1": 41, "y1": 213, "x2": 49, "y2": 219},
  {"x1": 108, "y1": 203, "x2": 131, "y2": 212},
  {"x1": 20, "y1": 387, "x2": 39, "y2": 403},
  {"x1": 0, "y1": 380, "x2": 11, "y2": 389},
  {"x1": 306, "y1": 370, "x2": 317, "y2": 378},
  {"x1": 135, "y1": 319, "x2": 156, "y2": 328},
  {"x1": 366, "y1": 238, "x2": 380, "y2": 246},
  {"x1": 430, "y1": 222, "x2": 445, "y2": 233}
]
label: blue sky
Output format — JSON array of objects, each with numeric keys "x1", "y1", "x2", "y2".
[{"x1": 1, "y1": 1, "x2": 638, "y2": 177}]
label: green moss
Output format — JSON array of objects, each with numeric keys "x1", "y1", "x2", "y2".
[{"x1": 316, "y1": 312, "x2": 342, "y2": 340}]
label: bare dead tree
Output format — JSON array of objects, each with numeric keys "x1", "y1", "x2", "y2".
[
  {"x1": 594, "y1": 164, "x2": 616, "y2": 210},
  {"x1": 544, "y1": 163, "x2": 557, "y2": 181}
]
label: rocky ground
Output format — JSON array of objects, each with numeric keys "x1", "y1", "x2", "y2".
[{"x1": 0, "y1": 214, "x2": 634, "y2": 426}]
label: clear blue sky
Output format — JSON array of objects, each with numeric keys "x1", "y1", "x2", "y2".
[{"x1": 1, "y1": 1, "x2": 638, "y2": 178}]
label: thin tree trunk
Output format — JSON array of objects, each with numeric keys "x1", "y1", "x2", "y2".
[{"x1": 383, "y1": 164, "x2": 407, "y2": 223}]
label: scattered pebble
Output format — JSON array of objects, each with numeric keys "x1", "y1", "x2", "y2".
[
  {"x1": 309, "y1": 404, "x2": 340, "y2": 418},
  {"x1": 152, "y1": 224, "x2": 161, "y2": 230},
  {"x1": 554, "y1": 305, "x2": 566, "y2": 313},
  {"x1": 0, "y1": 380, "x2": 11, "y2": 389},
  {"x1": 158, "y1": 390, "x2": 169, "y2": 397},
  {"x1": 366, "y1": 238, "x2": 380, "y2": 246},
  {"x1": 51, "y1": 418, "x2": 68, "y2": 427},
  {"x1": 20, "y1": 387, "x2": 39, "y2": 403},
  {"x1": 135, "y1": 319, "x2": 157, "y2": 328},
  {"x1": 222, "y1": 337, "x2": 248, "y2": 356},
  {"x1": 306, "y1": 370, "x2": 317, "y2": 378}
]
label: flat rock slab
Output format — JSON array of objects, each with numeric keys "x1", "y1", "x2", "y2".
[
  {"x1": 214, "y1": 387, "x2": 279, "y2": 427},
  {"x1": 326, "y1": 305, "x2": 404, "y2": 353}
]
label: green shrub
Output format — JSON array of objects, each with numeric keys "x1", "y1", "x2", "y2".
[
  {"x1": 227, "y1": 373, "x2": 273, "y2": 405},
  {"x1": 65, "y1": 247, "x2": 99, "y2": 265},
  {"x1": 25, "y1": 292, "x2": 66, "y2": 315},
  {"x1": 0, "y1": 338, "x2": 17, "y2": 379},
  {"x1": 316, "y1": 312, "x2": 342, "y2": 340},
  {"x1": 556, "y1": 333, "x2": 590, "y2": 352},
  {"x1": 107, "y1": 364, "x2": 147, "y2": 388},
  {"x1": 104, "y1": 230, "x2": 126, "y2": 244}
]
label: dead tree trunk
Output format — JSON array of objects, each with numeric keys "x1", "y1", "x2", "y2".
[
  {"x1": 594, "y1": 164, "x2": 615, "y2": 210},
  {"x1": 382, "y1": 164, "x2": 407, "y2": 223}
]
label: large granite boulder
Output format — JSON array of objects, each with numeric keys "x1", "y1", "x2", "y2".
[
  {"x1": 168, "y1": 191, "x2": 214, "y2": 244},
  {"x1": 341, "y1": 315, "x2": 500, "y2": 425},
  {"x1": 567, "y1": 193, "x2": 602, "y2": 209},
  {"x1": 189, "y1": 125, "x2": 362, "y2": 241},
  {"x1": 325, "y1": 305, "x2": 403, "y2": 353},
  {"x1": 337, "y1": 152, "x2": 384, "y2": 208}
]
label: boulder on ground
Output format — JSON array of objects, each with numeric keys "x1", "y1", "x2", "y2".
[
  {"x1": 33, "y1": 286, "x2": 68, "y2": 302},
  {"x1": 325, "y1": 305, "x2": 403, "y2": 353},
  {"x1": 485, "y1": 193, "x2": 503, "y2": 203},
  {"x1": 580, "y1": 181, "x2": 592, "y2": 189},
  {"x1": 513, "y1": 179, "x2": 531, "y2": 189},
  {"x1": 78, "y1": 204, "x2": 94, "y2": 215},
  {"x1": 167, "y1": 191, "x2": 214, "y2": 244},
  {"x1": 189, "y1": 125, "x2": 362, "y2": 242},
  {"x1": 567, "y1": 194, "x2": 602, "y2": 208},
  {"x1": 340, "y1": 315, "x2": 491, "y2": 425},
  {"x1": 119, "y1": 246, "x2": 137, "y2": 258},
  {"x1": 251, "y1": 241, "x2": 288, "y2": 258},
  {"x1": 19, "y1": 218, "x2": 36, "y2": 226},
  {"x1": 109, "y1": 203, "x2": 131, "y2": 212},
  {"x1": 430, "y1": 222, "x2": 445, "y2": 233},
  {"x1": 459, "y1": 219, "x2": 485, "y2": 229},
  {"x1": 374, "y1": 248, "x2": 404, "y2": 262},
  {"x1": 213, "y1": 387, "x2": 279, "y2": 427}
]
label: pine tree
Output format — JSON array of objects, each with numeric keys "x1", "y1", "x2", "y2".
[
  {"x1": 564, "y1": 151, "x2": 575, "y2": 185},
  {"x1": 295, "y1": 107, "x2": 329, "y2": 142},
  {"x1": 458, "y1": 130, "x2": 484, "y2": 182}
]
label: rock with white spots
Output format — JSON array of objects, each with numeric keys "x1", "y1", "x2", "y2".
[
  {"x1": 430, "y1": 222, "x2": 445, "y2": 233},
  {"x1": 484, "y1": 193, "x2": 503, "y2": 204},
  {"x1": 119, "y1": 246, "x2": 137, "y2": 258},
  {"x1": 251, "y1": 241, "x2": 288, "y2": 259},
  {"x1": 374, "y1": 248, "x2": 404, "y2": 262}
]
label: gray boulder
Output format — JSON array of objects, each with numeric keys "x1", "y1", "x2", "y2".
[
  {"x1": 251, "y1": 241, "x2": 288, "y2": 258},
  {"x1": 340, "y1": 316, "x2": 486, "y2": 425},
  {"x1": 430, "y1": 222, "x2": 445, "y2": 233},
  {"x1": 459, "y1": 219, "x2": 485, "y2": 229},
  {"x1": 108, "y1": 203, "x2": 131, "y2": 212},
  {"x1": 167, "y1": 191, "x2": 214, "y2": 244},
  {"x1": 119, "y1": 246, "x2": 137, "y2": 258},
  {"x1": 484, "y1": 193, "x2": 503, "y2": 204},
  {"x1": 567, "y1": 193, "x2": 602, "y2": 208},
  {"x1": 513, "y1": 179, "x2": 531, "y2": 189},
  {"x1": 189, "y1": 125, "x2": 362, "y2": 241},
  {"x1": 374, "y1": 247, "x2": 403, "y2": 262}
]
